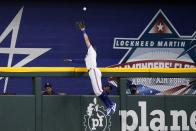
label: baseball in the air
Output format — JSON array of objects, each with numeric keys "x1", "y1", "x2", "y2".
[{"x1": 83, "y1": 7, "x2": 87, "y2": 11}]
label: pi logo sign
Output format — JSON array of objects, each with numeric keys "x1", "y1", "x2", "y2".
[{"x1": 83, "y1": 98, "x2": 111, "y2": 131}]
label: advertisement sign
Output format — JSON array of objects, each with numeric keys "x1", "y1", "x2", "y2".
[{"x1": 111, "y1": 10, "x2": 196, "y2": 95}]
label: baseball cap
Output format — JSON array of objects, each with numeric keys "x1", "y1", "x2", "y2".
[{"x1": 44, "y1": 82, "x2": 52, "y2": 88}]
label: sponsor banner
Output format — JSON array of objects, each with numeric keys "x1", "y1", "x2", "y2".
[
  {"x1": 83, "y1": 96, "x2": 196, "y2": 131},
  {"x1": 112, "y1": 9, "x2": 196, "y2": 95},
  {"x1": 122, "y1": 96, "x2": 196, "y2": 131},
  {"x1": 83, "y1": 98, "x2": 112, "y2": 131},
  {"x1": 109, "y1": 60, "x2": 196, "y2": 95},
  {"x1": 82, "y1": 97, "x2": 120, "y2": 131},
  {"x1": 110, "y1": 60, "x2": 195, "y2": 68}
]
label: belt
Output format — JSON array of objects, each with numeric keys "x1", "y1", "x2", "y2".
[
  {"x1": 88, "y1": 68, "x2": 92, "y2": 72},
  {"x1": 88, "y1": 68, "x2": 95, "y2": 72}
]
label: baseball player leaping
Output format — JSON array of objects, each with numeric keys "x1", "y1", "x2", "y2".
[{"x1": 77, "y1": 22, "x2": 116, "y2": 115}]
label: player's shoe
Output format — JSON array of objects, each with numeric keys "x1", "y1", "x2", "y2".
[
  {"x1": 106, "y1": 108, "x2": 112, "y2": 116},
  {"x1": 111, "y1": 103, "x2": 116, "y2": 114}
]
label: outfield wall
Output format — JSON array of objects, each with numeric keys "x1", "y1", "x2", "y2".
[
  {"x1": 0, "y1": 95, "x2": 195, "y2": 131},
  {"x1": 0, "y1": 67, "x2": 195, "y2": 131}
]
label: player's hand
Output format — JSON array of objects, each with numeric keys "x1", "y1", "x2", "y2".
[
  {"x1": 64, "y1": 59, "x2": 72, "y2": 62},
  {"x1": 76, "y1": 21, "x2": 86, "y2": 31}
]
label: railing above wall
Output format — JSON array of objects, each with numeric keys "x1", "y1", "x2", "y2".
[{"x1": 0, "y1": 67, "x2": 196, "y2": 77}]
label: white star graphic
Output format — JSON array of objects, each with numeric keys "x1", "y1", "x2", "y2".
[
  {"x1": 157, "y1": 22, "x2": 164, "y2": 31},
  {"x1": 0, "y1": 7, "x2": 51, "y2": 93}
]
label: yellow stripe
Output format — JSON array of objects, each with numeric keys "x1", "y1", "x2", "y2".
[
  {"x1": 100, "y1": 68, "x2": 196, "y2": 73},
  {"x1": 0, "y1": 67, "x2": 196, "y2": 73},
  {"x1": 0, "y1": 67, "x2": 75, "y2": 72}
]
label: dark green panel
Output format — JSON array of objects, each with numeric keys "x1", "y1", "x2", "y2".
[
  {"x1": 42, "y1": 95, "x2": 81, "y2": 131},
  {"x1": 33, "y1": 77, "x2": 42, "y2": 131},
  {"x1": 126, "y1": 96, "x2": 165, "y2": 131},
  {"x1": 0, "y1": 95, "x2": 35, "y2": 131},
  {"x1": 110, "y1": 96, "x2": 120, "y2": 131},
  {"x1": 81, "y1": 95, "x2": 120, "y2": 131},
  {"x1": 165, "y1": 96, "x2": 196, "y2": 131},
  {"x1": 0, "y1": 95, "x2": 195, "y2": 131}
]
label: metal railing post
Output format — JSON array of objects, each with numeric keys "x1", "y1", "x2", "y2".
[
  {"x1": 33, "y1": 77, "x2": 42, "y2": 131},
  {"x1": 119, "y1": 78, "x2": 127, "y2": 110}
]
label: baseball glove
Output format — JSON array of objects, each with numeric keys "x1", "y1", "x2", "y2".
[{"x1": 76, "y1": 21, "x2": 86, "y2": 30}]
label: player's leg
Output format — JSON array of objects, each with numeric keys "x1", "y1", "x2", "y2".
[
  {"x1": 89, "y1": 68, "x2": 116, "y2": 114},
  {"x1": 88, "y1": 69, "x2": 110, "y2": 108},
  {"x1": 88, "y1": 68, "x2": 103, "y2": 96}
]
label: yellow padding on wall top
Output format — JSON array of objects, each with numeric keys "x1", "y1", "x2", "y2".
[
  {"x1": 0, "y1": 67, "x2": 76, "y2": 72},
  {"x1": 0, "y1": 67, "x2": 196, "y2": 73}
]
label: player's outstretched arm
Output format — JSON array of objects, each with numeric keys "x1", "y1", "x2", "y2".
[{"x1": 77, "y1": 21, "x2": 91, "y2": 48}]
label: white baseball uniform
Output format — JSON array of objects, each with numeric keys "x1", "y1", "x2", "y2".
[{"x1": 85, "y1": 45, "x2": 103, "y2": 96}]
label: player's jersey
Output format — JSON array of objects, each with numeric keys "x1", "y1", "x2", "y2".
[{"x1": 85, "y1": 45, "x2": 97, "y2": 69}]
